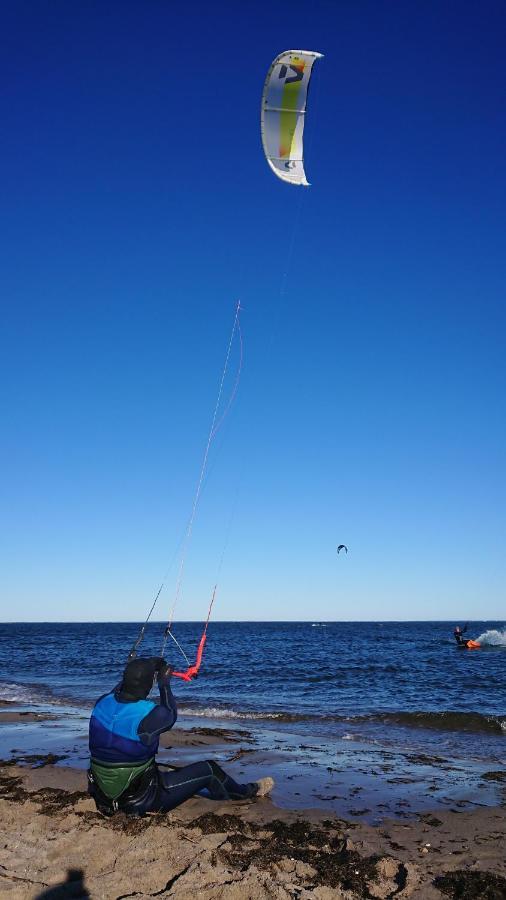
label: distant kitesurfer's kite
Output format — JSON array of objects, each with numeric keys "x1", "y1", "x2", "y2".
[{"x1": 337, "y1": 545, "x2": 348, "y2": 555}]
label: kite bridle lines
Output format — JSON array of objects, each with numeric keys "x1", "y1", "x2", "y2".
[{"x1": 128, "y1": 301, "x2": 242, "y2": 680}]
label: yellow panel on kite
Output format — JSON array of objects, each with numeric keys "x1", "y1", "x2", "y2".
[{"x1": 261, "y1": 49, "x2": 323, "y2": 186}]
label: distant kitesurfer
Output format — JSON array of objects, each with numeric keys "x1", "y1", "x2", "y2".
[
  {"x1": 88, "y1": 657, "x2": 274, "y2": 816},
  {"x1": 453, "y1": 624, "x2": 469, "y2": 646}
]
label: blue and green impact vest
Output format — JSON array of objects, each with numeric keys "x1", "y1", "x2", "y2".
[{"x1": 89, "y1": 693, "x2": 159, "y2": 800}]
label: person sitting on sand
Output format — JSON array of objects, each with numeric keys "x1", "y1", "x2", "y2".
[
  {"x1": 453, "y1": 625, "x2": 469, "y2": 646},
  {"x1": 88, "y1": 656, "x2": 273, "y2": 816}
]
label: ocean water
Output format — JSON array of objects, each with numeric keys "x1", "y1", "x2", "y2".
[
  {"x1": 1, "y1": 621, "x2": 505, "y2": 818},
  {"x1": 1, "y1": 620, "x2": 505, "y2": 734}
]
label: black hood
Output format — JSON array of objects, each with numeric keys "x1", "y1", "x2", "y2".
[{"x1": 117, "y1": 658, "x2": 157, "y2": 702}]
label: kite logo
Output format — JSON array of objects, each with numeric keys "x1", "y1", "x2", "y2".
[{"x1": 278, "y1": 63, "x2": 304, "y2": 84}]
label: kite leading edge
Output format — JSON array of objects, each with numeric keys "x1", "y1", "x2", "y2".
[{"x1": 261, "y1": 49, "x2": 323, "y2": 186}]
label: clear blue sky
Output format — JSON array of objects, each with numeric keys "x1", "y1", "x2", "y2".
[{"x1": 2, "y1": 1, "x2": 505, "y2": 622}]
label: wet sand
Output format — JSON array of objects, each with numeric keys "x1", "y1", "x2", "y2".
[
  {"x1": 0, "y1": 711, "x2": 57, "y2": 723},
  {"x1": 1, "y1": 718, "x2": 506, "y2": 898},
  {"x1": 2, "y1": 703, "x2": 505, "y2": 824}
]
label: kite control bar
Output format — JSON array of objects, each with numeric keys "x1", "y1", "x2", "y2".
[
  {"x1": 171, "y1": 630, "x2": 208, "y2": 682},
  {"x1": 166, "y1": 589, "x2": 216, "y2": 683}
]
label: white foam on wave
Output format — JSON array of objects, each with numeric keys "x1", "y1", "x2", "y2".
[
  {"x1": 476, "y1": 628, "x2": 506, "y2": 646},
  {"x1": 178, "y1": 706, "x2": 284, "y2": 721},
  {"x1": 0, "y1": 681, "x2": 37, "y2": 703},
  {"x1": 0, "y1": 679, "x2": 74, "y2": 708}
]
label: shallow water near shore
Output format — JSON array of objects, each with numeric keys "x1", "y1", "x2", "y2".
[
  {"x1": 1, "y1": 620, "x2": 505, "y2": 822},
  {"x1": 2, "y1": 710, "x2": 505, "y2": 823}
]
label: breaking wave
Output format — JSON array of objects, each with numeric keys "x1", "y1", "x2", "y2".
[
  {"x1": 0, "y1": 679, "x2": 89, "y2": 709},
  {"x1": 0, "y1": 681, "x2": 38, "y2": 704},
  {"x1": 178, "y1": 705, "x2": 506, "y2": 734},
  {"x1": 2, "y1": 679, "x2": 504, "y2": 737},
  {"x1": 178, "y1": 705, "x2": 307, "y2": 722},
  {"x1": 370, "y1": 711, "x2": 506, "y2": 735}
]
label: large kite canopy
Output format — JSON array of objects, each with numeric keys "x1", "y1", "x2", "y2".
[{"x1": 261, "y1": 49, "x2": 323, "y2": 186}]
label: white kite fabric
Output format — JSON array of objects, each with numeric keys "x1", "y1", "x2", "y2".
[{"x1": 261, "y1": 49, "x2": 323, "y2": 186}]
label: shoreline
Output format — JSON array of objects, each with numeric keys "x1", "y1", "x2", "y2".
[{"x1": 1, "y1": 700, "x2": 505, "y2": 826}]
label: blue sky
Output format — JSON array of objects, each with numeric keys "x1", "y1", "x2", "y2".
[{"x1": 2, "y1": 1, "x2": 505, "y2": 622}]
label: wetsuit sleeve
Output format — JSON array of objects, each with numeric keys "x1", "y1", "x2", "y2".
[{"x1": 137, "y1": 676, "x2": 178, "y2": 746}]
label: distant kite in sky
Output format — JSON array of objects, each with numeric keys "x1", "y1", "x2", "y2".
[
  {"x1": 261, "y1": 49, "x2": 323, "y2": 186},
  {"x1": 337, "y1": 545, "x2": 348, "y2": 555}
]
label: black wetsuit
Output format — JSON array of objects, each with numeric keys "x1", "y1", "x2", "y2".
[
  {"x1": 89, "y1": 672, "x2": 257, "y2": 816},
  {"x1": 453, "y1": 625, "x2": 468, "y2": 646}
]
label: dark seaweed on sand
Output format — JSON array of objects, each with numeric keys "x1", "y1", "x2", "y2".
[
  {"x1": 434, "y1": 869, "x2": 506, "y2": 899},
  {"x1": 191, "y1": 812, "x2": 397, "y2": 896}
]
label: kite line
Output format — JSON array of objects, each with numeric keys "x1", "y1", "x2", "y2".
[{"x1": 128, "y1": 301, "x2": 242, "y2": 677}]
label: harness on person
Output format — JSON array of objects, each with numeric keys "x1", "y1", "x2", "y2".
[{"x1": 88, "y1": 760, "x2": 159, "y2": 816}]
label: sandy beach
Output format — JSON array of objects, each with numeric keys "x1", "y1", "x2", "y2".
[{"x1": 1, "y1": 710, "x2": 505, "y2": 899}]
